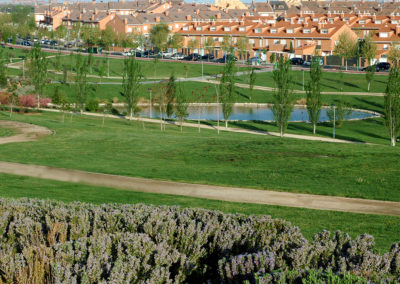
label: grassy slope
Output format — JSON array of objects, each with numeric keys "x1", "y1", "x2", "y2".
[
  {"x1": 1, "y1": 173, "x2": 398, "y2": 252},
  {"x1": 236, "y1": 69, "x2": 388, "y2": 93},
  {"x1": 0, "y1": 111, "x2": 398, "y2": 201}
]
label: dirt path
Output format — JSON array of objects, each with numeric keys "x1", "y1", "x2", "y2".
[
  {"x1": 0, "y1": 160, "x2": 399, "y2": 216},
  {"x1": 0, "y1": 120, "x2": 52, "y2": 145}
]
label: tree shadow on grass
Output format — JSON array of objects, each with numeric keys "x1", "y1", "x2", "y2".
[
  {"x1": 353, "y1": 97, "x2": 383, "y2": 113},
  {"x1": 236, "y1": 90, "x2": 249, "y2": 100}
]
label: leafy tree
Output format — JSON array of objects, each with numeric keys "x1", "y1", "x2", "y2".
[
  {"x1": 168, "y1": 33, "x2": 183, "y2": 51},
  {"x1": 236, "y1": 36, "x2": 250, "y2": 61},
  {"x1": 384, "y1": 64, "x2": 400, "y2": 146},
  {"x1": 0, "y1": 50, "x2": 7, "y2": 89},
  {"x1": 334, "y1": 31, "x2": 357, "y2": 71},
  {"x1": 74, "y1": 53, "x2": 89, "y2": 113},
  {"x1": 81, "y1": 25, "x2": 101, "y2": 48},
  {"x1": 52, "y1": 86, "x2": 68, "y2": 122},
  {"x1": 27, "y1": 44, "x2": 48, "y2": 108},
  {"x1": 219, "y1": 57, "x2": 236, "y2": 128},
  {"x1": 122, "y1": 56, "x2": 143, "y2": 121},
  {"x1": 150, "y1": 23, "x2": 169, "y2": 53},
  {"x1": 153, "y1": 56, "x2": 159, "y2": 78},
  {"x1": 165, "y1": 74, "x2": 176, "y2": 118},
  {"x1": 204, "y1": 37, "x2": 215, "y2": 61},
  {"x1": 272, "y1": 57, "x2": 295, "y2": 137},
  {"x1": 7, "y1": 78, "x2": 18, "y2": 118},
  {"x1": 187, "y1": 38, "x2": 198, "y2": 56},
  {"x1": 98, "y1": 58, "x2": 107, "y2": 83},
  {"x1": 101, "y1": 100, "x2": 113, "y2": 127},
  {"x1": 183, "y1": 64, "x2": 189, "y2": 78},
  {"x1": 361, "y1": 33, "x2": 377, "y2": 92},
  {"x1": 269, "y1": 53, "x2": 276, "y2": 64},
  {"x1": 54, "y1": 49, "x2": 62, "y2": 71},
  {"x1": 249, "y1": 67, "x2": 256, "y2": 101},
  {"x1": 289, "y1": 41, "x2": 294, "y2": 54},
  {"x1": 221, "y1": 35, "x2": 234, "y2": 57},
  {"x1": 175, "y1": 84, "x2": 188, "y2": 132},
  {"x1": 388, "y1": 42, "x2": 400, "y2": 66},
  {"x1": 306, "y1": 55, "x2": 323, "y2": 134},
  {"x1": 100, "y1": 26, "x2": 116, "y2": 50},
  {"x1": 327, "y1": 100, "x2": 351, "y2": 128}
]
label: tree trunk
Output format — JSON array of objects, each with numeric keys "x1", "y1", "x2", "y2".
[
  {"x1": 9, "y1": 101, "x2": 13, "y2": 118},
  {"x1": 313, "y1": 123, "x2": 316, "y2": 135},
  {"x1": 391, "y1": 136, "x2": 396, "y2": 147},
  {"x1": 37, "y1": 94, "x2": 40, "y2": 109},
  {"x1": 225, "y1": 120, "x2": 228, "y2": 128},
  {"x1": 198, "y1": 106, "x2": 201, "y2": 133},
  {"x1": 129, "y1": 108, "x2": 132, "y2": 121},
  {"x1": 345, "y1": 60, "x2": 348, "y2": 71},
  {"x1": 280, "y1": 126, "x2": 283, "y2": 138},
  {"x1": 102, "y1": 113, "x2": 105, "y2": 127},
  {"x1": 180, "y1": 118, "x2": 183, "y2": 132},
  {"x1": 160, "y1": 104, "x2": 163, "y2": 131},
  {"x1": 62, "y1": 111, "x2": 65, "y2": 123},
  {"x1": 368, "y1": 82, "x2": 370, "y2": 92}
]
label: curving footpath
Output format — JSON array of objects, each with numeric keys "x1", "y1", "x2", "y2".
[
  {"x1": 0, "y1": 120, "x2": 51, "y2": 145},
  {"x1": 0, "y1": 160, "x2": 399, "y2": 216}
]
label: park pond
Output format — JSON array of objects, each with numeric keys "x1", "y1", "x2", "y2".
[{"x1": 135, "y1": 104, "x2": 379, "y2": 122}]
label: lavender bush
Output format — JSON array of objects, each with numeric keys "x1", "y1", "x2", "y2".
[{"x1": 0, "y1": 198, "x2": 398, "y2": 283}]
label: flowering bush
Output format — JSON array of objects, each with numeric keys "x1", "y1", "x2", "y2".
[
  {"x1": 17, "y1": 95, "x2": 52, "y2": 108},
  {"x1": 0, "y1": 92, "x2": 9, "y2": 105},
  {"x1": 0, "y1": 198, "x2": 398, "y2": 283}
]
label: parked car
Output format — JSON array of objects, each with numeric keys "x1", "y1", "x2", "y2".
[
  {"x1": 171, "y1": 53, "x2": 185, "y2": 60},
  {"x1": 143, "y1": 50, "x2": 155, "y2": 57},
  {"x1": 135, "y1": 52, "x2": 143, "y2": 57},
  {"x1": 158, "y1": 51, "x2": 172, "y2": 58},
  {"x1": 201, "y1": 54, "x2": 215, "y2": 61},
  {"x1": 303, "y1": 58, "x2": 323, "y2": 66},
  {"x1": 22, "y1": 41, "x2": 31, "y2": 46},
  {"x1": 375, "y1": 62, "x2": 390, "y2": 72},
  {"x1": 247, "y1": 56, "x2": 261, "y2": 65},
  {"x1": 123, "y1": 51, "x2": 132, "y2": 56},
  {"x1": 216, "y1": 54, "x2": 238, "y2": 63},
  {"x1": 290, "y1": 57, "x2": 304, "y2": 65},
  {"x1": 184, "y1": 53, "x2": 201, "y2": 61}
]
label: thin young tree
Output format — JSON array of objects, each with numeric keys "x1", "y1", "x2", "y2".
[
  {"x1": 384, "y1": 64, "x2": 400, "y2": 146},
  {"x1": 204, "y1": 37, "x2": 215, "y2": 61},
  {"x1": 7, "y1": 78, "x2": 18, "y2": 119},
  {"x1": 52, "y1": 86, "x2": 67, "y2": 123},
  {"x1": 361, "y1": 33, "x2": 378, "y2": 92},
  {"x1": 28, "y1": 43, "x2": 47, "y2": 108},
  {"x1": 272, "y1": 57, "x2": 295, "y2": 137},
  {"x1": 306, "y1": 55, "x2": 323, "y2": 134},
  {"x1": 74, "y1": 52, "x2": 89, "y2": 113},
  {"x1": 165, "y1": 74, "x2": 176, "y2": 118},
  {"x1": 219, "y1": 57, "x2": 236, "y2": 128},
  {"x1": 122, "y1": 55, "x2": 143, "y2": 122},
  {"x1": 249, "y1": 67, "x2": 256, "y2": 101},
  {"x1": 334, "y1": 31, "x2": 357, "y2": 71},
  {"x1": 175, "y1": 84, "x2": 189, "y2": 132}
]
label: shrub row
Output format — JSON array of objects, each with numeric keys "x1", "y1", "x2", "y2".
[{"x1": 0, "y1": 198, "x2": 398, "y2": 283}]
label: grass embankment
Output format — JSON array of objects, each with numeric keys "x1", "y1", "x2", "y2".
[
  {"x1": 0, "y1": 173, "x2": 398, "y2": 252},
  {"x1": 0, "y1": 111, "x2": 398, "y2": 202},
  {"x1": 236, "y1": 69, "x2": 389, "y2": 93}
]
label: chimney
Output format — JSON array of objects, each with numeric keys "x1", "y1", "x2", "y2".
[
  {"x1": 155, "y1": 16, "x2": 160, "y2": 22},
  {"x1": 216, "y1": 13, "x2": 221, "y2": 19},
  {"x1": 123, "y1": 18, "x2": 128, "y2": 24},
  {"x1": 164, "y1": 11, "x2": 169, "y2": 16},
  {"x1": 94, "y1": 8, "x2": 98, "y2": 15},
  {"x1": 92, "y1": 0, "x2": 95, "y2": 4},
  {"x1": 245, "y1": 11, "x2": 250, "y2": 16},
  {"x1": 91, "y1": 15, "x2": 95, "y2": 21},
  {"x1": 79, "y1": 14, "x2": 82, "y2": 20},
  {"x1": 186, "y1": 15, "x2": 191, "y2": 20},
  {"x1": 196, "y1": 9, "x2": 200, "y2": 15}
]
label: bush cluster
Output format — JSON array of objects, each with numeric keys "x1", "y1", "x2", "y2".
[{"x1": 0, "y1": 198, "x2": 398, "y2": 283}]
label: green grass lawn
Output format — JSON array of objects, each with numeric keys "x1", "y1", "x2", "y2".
[
  {"x1": 0, "y1": 173, "x2": 398, "y2": 252},
  {"x1": 236, "y1": 69, "x2": 388, "y2": 93},
  {"x1": 0, "y1": 111, "x2": 398, "y2": 202},
  {"x1": 45, "y1": 54, "x2": 246, "y2": 79},
  {"x1": 0, "y1": 126, "x2": 14, "y2": 137}
]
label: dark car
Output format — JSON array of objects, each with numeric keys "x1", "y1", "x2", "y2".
[
  {"x1": 376, "y1": 62, "x2": 390, "y2": 72},
  {"x1": 201, "y1": 54, "x2": 215, "y2": 61},
  {"x1": 216, "y1": 54, "x2": 238, "y2": 63},
  {"x1": 143, "y1": 50, "x2": 155, "y2": 56},
  {"x1": 290, "y1": 57, "x2": 304, "y2": 65},
  {"x1": 184, "y1": 53, "x2": 201, "y2": 61},
  {"x1": 135, "y1": 52, "x2": 143, "y2": 57}
]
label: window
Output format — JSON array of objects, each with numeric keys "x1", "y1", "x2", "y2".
[
  {"x1": 127, "y1": 27, "x2": 132, "y2": 33},
  {"x1": 249, "y1": 39, "x2": 255, "y2": 45},
  {"x1": 196, "y1": 27, "x2": 202, "y2": 31},
  {"x1": 219, "y1": 37, "x2": 223, "y2": 42},
  {"x1": 183, "y1": 26, "x2": 189, "y2": 31},
  {"x1": 273, "y1": 39, "x2": 279, "y2": 44},
  {"x1": 313, "y1": 18, "x2": 319, "y2": 22},
  {"x1": 321, "y1": 29, "x2": 328, "y2": 34},
  {"x1": 270, "y1": 28, "x2": 277, "y2": 33},
  {"x1": 224, "y1": 27, "x2": 231, "y2": 31},
  {"x1": 168, "y1": 26, "x2": 172, "y2": 30},
  {"x1": 259, "y1": 39, "x2": 262, "y2": 47},
  {"x1": 299, "y1": 17, "x2": 304, "y2": 22},
  {"x1": 175, "y1": 24, "x2": 179, "y2": 28},
  {"x1": 393, "y1": 20, "x2": 398, "y2": 24},
  {"x1": 287, "y1": 28, "x2": 293, "y2": 34},
  {"x1": 380, "y1": 32, "x2": 388, "y2": 38},
  {"x1": 281, "y1": 39, "x2": 286, "y2": 44},
  {"x1": 239, "y1": 27, "x2": 245, "y2": 32},
  {"x1": 213, "y1": 37, "x2": 218, "y2": 42},
  {"x1": 143, "y1": 26, "x2": 148, "y2": 31},
  {"x1": 383, "y1": 44, "x2": 388, "y2": 50},
  {"x1": 359, "y1": 20, "x2": 366, "y2": 24},
  {"x1": 303, "y1": 29, "x2": 310, "y2": 34},
  {"x1": 375, "y1": 20, "x2": 382, "y2": 24},
  {"x1": 255, "y1": 28, "x2": 262, "y2": 33},
  {"x1": 210, "y1": 26, "x2": 216, "y2": 31}
]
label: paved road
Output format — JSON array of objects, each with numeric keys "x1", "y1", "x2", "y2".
[{"x1": 0, "y1": 161, "x2": 399, "y2": 216}]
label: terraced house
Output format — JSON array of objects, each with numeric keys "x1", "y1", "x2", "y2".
[{"x1": 34, "y1": 0, "x2": 400, "y2": 64}]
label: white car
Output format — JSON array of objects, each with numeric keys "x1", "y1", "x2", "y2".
[
  {"x1": 122, "y1": 51, "x2": 132, "y2": 56},
  {"x1": 158, "y1": 51, "x2": 172, "y2": 58},
  {"x1": 304, "y1": 59, "x2": 323, "y2": 66},
  {"x1": 171, "y1": 53, "x2": 185, "y2": 60}
]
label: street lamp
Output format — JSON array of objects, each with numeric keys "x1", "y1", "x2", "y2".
[
  {"x1": 148, "y1": 88, "x2": 152, "y2": 118},
  {"x1": 331, "y1": 104, "x2": 335, "y2": 139}
]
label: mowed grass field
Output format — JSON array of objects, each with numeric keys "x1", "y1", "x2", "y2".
[
  {"x1": 0, "y1": 173, "x2": 398, "y2": 252},
  {"x1": 0, "y1": 111, "x2": 399, "y2": 202}
]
